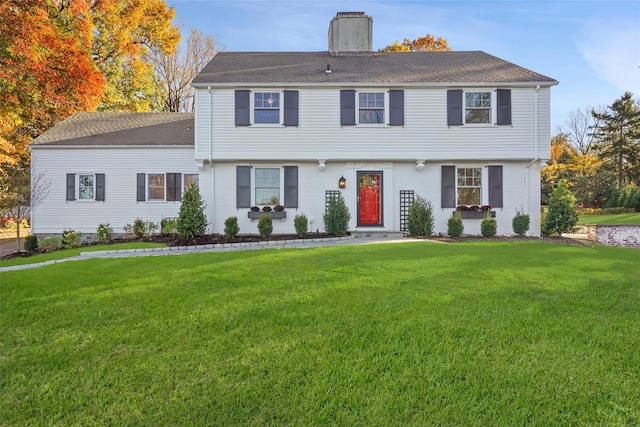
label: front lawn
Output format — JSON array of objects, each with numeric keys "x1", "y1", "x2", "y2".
[
  {"x1": 1, "y1": 241, "x2": 639, "y2": 425},
  {"x1": 578, "y1": 212, "x2": 640, "y2": 225}
]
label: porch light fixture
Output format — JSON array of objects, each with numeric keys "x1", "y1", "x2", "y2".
[{"x1": 338, "y1": 176, "x2": 347, "y2": 189}]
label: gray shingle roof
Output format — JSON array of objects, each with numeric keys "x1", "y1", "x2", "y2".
[
  {"x1": 30, "y1": 112, "x2": 194, "y2": 146},
  {"x1": 193, "y1": 51, "x2": 557, "y2": 86}
]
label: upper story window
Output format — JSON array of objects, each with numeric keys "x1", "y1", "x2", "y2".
[
  {"x1": 235, "y1": 90, "x2": 298, "y2": 126},
  {"x1": 358, "y1": 92, "x2": 385, "y2": 124},
  {"x1": 254, "y1": 92, "x2": 280, "y2": 124},
  {"x1": 465, "y1": 92, "x2": 491, "y2": 124},
  {"x1": 78, "y1": 174, "x2": 95, "y2": 200},
  {"x1": 447, "y1": 89, "x2": 511, "y2": 126}
]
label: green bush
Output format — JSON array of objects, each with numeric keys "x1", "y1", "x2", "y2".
[
  {"x1": 177, "y1": 184, "x2": 207, "y2": 239},
  {"x1": 323, "y1": 194, "x2": 351, "y2": 235},
  {"x1": 160, "y1": 218, "x2": 177, "y2": 236},
  {"x1": 133, "y1": 218, "x2": 146, "y2": 238},
  {"x1": 24, "y1": 235, "x2": 38, "y2": 252},
  {"x1": 257, "y1": 214, "x2": 273, "y2": 238},
  {"x1": 224, "y1": 216, "x2": 240, "y2": 238},
  {"x1": 447, "y1": 211, "x2": 464, "y2": 237},
  {"x1": 604, "y1": 188, "x2": 621, "y2": 208},
  {"x1": 543, "y1": 180, "x2": 579, "y2": 236},
  {"x1": 96, "y1": 223, "x2": 113, "y2": 244},
  {"x1": 512, "y1": 209, "x2": 530, "y2": 235},
  {"x1": 629, "y1": 189, "x2": 640, "y2": 212},
  {"x1": 61, "y1": 230, "x2": 83, "y2": 248},
  {"x1": 481, "y1": 218, "x2": 497, "y2": 237},
  {"x1": 407, "y1": 195, "x2": 435, "y2": 237},
  {"x1": 39, "y1": 236, "x2": 63, "y2": 253},
  {"x1": 293, "y1": 214, "x2": 308, "y2": 237}
]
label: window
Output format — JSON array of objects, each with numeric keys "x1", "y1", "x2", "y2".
[
  {"x1": 78, "y1": 174, "x2": 95, "y2": 200},
  {"x1": 465, "y1": 92, "x2": 491, "y2": 124},
  {"x1": 255, "y1": 168, "x2": 280, "y2": 205},
  {"x1": 148, "y1": 174, "x2": 165, "y2": 200},
  {"x1": 184, "y1": 174, "x2": 199, "y2": 189},
  {"x1": 358, "y1": 92, "x2": 385, "y2": 124},
  {"x1": 254, "y1": 92, "x2": 280, "y2": 124},
  {"x1": 457, "y1": 167, "x2": 482, "y2": 205}
]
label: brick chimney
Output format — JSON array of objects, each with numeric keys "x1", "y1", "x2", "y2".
[{"x1": 328, "y1": 12, "x2": 372, "y2": 54}]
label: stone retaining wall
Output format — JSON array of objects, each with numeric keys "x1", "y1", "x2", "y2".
[{"x1": 594, "y1": 225, "x2": 640, "y2": 249}]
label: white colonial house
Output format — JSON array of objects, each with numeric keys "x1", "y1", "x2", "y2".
[{"x1": 30, "y1": 12, "x2": 557, "y2": 237}]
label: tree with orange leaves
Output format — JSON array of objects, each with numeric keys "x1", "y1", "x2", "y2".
[{"x1": 380, "y1": 34, "x2": 451, "y2": 52}]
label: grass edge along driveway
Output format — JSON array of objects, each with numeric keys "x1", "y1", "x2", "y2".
[{"x1": 2, "y1": 241, "x2": 639, "y2": 425}]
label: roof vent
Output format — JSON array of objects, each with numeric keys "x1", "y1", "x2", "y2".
[{"x1": 326, "y1": 64, "x2": 331, "y2": 74}]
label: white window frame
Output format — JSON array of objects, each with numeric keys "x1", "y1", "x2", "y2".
[
  {"x1": 251, "y1": 91, "x2": 283, "y2": 126},
  {"x1": 77, "y1": 173, "x2": 96, "y2": 201},
  {"x1": 252, "y1": 166, "x2": 283, "y2": 206},
  {"x1": 456, "y1": 166, "x2": 485, "y2": 206},
  {"x1": 356, "y1": 90, "x2": 388, "y2": 126},
  {"x1": 463, "y1": 90, "x2": 496, "y2": 126},
  {"x1": 147, "y1": 173, "x2": 166, "y2": 201}
]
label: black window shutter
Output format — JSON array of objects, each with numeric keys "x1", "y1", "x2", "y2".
[
  {"x1": 66, "y1": 174, "x2": 76, "y2": 201},
  {"x1": 283, "y1": 90, "x2": 298, "y2": 126},
  {"x1": 137, "y1": 173, "x2": 146, "y2": 202},
  {"x1": 389, "y1": 90, "x2": 404, "y2": 126},
  {"x1": 447, "y1": 89, "x2": 463, "y2": 126},
  {"x1": 441, "y1": 166, "x2": 456, "y2": 208},
  {"x1": 95, "y1": 174, "x2": 105, "y2": 201},
  {"x1": 236, "y1": 166, "x2": 251, "y2": 208},
  {"x1": 496, "y1": 89, "x2": 512, "y2": 125},
  {"x1": 166, "y1": 173, "x2": 182, "y2": 201},
  {"x1": 235, "y1": 90, "x2": 250, "y2": 126},
  {"x1": 283, "y1": 166, "x2": 298, "y2": 208},
  {"x1": 488, "y1": 166, "x2": 503, "y2": 207},
  {"x1": 340, "y1": 90, "x2": 355, "y2": 125}
]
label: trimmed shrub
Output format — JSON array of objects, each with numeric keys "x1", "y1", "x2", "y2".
[
  {"x1": 543, "y1": 180, "x2": 579, "y2": 236},
  {"x1": 133, "y1": 218, "x2": 146, "y2": 237},
  {"x1": 294, "y1": 214, "x2": 308, "y2": 237},
  {"x1": 24, "y1": 235, "x2": 38, "y2": 252},
  {"x1": 177, "y1": 184, "x2": 207, "y2": 239},
  {"x1": 323, "y1": 194, "x2": 351, "y2": 235},
  {"x1": 224, "y1": 216, "x2": 240, "y2": 238},
  {"x1": 160, "y1": 218, "x2": 177, "y2": 236},
  {"x1": 61, "y1": 230, "x2": 83, "y2": 248},
  {"x1": 257, "y1": 214, "x2": 273, "y2": 238},
  {"x1": 39, "y1": 236, "x2": 63, "y2": 253},
  {"x1": 407, "y1": 195, "x2": 435, "y2": 237},
  {"x1": 447, "y1": 211, "x2": 464, "y2": 237},
  {"x1": 481, "y1": 218, "x2": 497, "y2": 237},
  {"x1": 96, "y1": 223, "x2": 113, "y2": 244},
  {"x1": 512, "y1": 209, "x2": 530, "y2": 235}
]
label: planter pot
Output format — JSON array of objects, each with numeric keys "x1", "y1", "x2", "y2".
[
  {"x1": 453, "y1": 210, "x2": 496, "y2": 219},
  {"x1": 248, "y1": 211, "x2": 286, "y2": 220}
]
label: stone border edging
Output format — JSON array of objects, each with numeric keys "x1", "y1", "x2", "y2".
[{"x1": 1, "y1": 236, "x2": 355, "y2": 272}]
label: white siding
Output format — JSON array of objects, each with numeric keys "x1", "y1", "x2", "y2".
[
  {"x1": 195, "y1": 87, "x2": 550, "y2": 162},
  {"x1": 31, "y1": 147, "x2": 197, "y2": 234},
  {"x1": 205, "y1": 160, "x2": 541, "y2": 237}
]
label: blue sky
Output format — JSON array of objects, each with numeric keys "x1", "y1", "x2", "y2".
[{"x1": 167, "y1": 0, "x2": 640, "y2": 132}]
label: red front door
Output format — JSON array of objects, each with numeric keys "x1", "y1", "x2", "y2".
[{"x1": 358, "y1": 172, "x2": 382, "y2": 226}]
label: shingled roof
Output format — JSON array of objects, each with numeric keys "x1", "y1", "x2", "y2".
[
  {"x1": 30, "y1": 112, "x2": 194, "y2": 147},
  {"x1": 192, "y1": 51, "x2": 557, "y2": 86}
]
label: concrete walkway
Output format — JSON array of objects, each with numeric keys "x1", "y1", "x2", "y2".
[{"x1": 1, "y1": 235, "x2": 426, "y2": 272}]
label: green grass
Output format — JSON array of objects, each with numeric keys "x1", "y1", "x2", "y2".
[
  {"x1": 0, "y1": 242, "x2": 166, "y2": 267},
  {"x1": 2, "y1": 241, "x2": 639, "y2": 425},
  {"x1": 578, "y1": 212, "x2": 640, "y2": 225}
]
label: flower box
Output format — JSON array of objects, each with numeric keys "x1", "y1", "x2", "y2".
[
  {"x1": 248, "y1": 211, "x2": 286, "y2": 220},
  {"x1": 453, "y1": 210, "x2": 496, "y2": 219}
]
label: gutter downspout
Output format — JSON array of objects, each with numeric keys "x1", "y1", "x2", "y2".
[
  {"x1": 524, "y1": 84, "x2": 541, "y2": 233},
  {"x1": 209, "y1": 85, "x2": 215, "y2": 233}
]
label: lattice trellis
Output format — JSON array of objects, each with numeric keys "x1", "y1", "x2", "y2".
[{"x1": 399, "y1": 190, "x2": 415, "y2": 232}]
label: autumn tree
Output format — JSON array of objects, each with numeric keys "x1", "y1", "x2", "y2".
[
  {"x1": 380, "y1": 34, "x2": 451, "y2": 52},
  {"x1": 561, "y1": 108, "x2": 601, "y2": 155},
  {"x1": 590, "y1": 92, "x2": 640, "y2": 188},
  {"x1": 147, "y1": 28, "x2": 221, "y2": 112}
]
